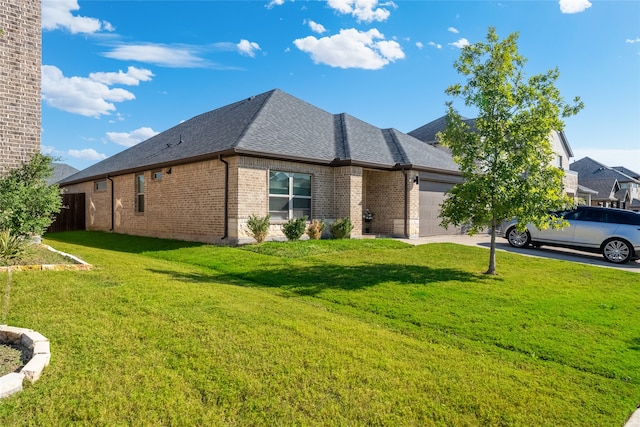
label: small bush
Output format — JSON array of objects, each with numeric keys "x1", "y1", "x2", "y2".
[
  {"x1": 329, "y1": 217, "x2": 353, "y2": 239},
  {"x1": 306, "y1": 219, "x2": 326, "y2": 240},
  {"x1": 282, "y1": 216, "x2": 308, "y2": 241},
  {"x1": 247, "y1": 214, "x2": 270, "y2": 243},
  {"x1": 0, "y1": 229, "x2": 29, "y2": 266}
]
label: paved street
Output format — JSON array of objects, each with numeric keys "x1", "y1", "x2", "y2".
[{"x1": 397, "y1": 233, "x2": 640, "y2": 274}]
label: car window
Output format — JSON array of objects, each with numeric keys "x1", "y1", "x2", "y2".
[
  {"x1": 563, "y1": 209, "x2": 583, "y2": 221},
  {"x1": 614, "y1": 211, "x2": 640, "y2": 225},
  {"x1": 580, "y1": 209, "x2": 605, "y2": 222}
]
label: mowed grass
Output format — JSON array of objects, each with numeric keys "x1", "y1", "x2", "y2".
[{"x1": 0, "y1": 231, "x2": 638, "y2": 426}]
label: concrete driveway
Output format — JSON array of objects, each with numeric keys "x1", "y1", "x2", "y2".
[{"x1": 398, "y1": 234, "x2": 640, "y2": 273}]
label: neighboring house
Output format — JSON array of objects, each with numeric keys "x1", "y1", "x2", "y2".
[
  {"x1": 48, "y1": 163, "x2": 80, "y2": 185},
  {"x1": 612, "y1": 166, "x2": 640, "y2": 211},
  {"x1": 58, "y1": 89, "x2": 463, "y2": 244},
  {"x1": 408, "y1": 116, "x2": 579, "y2": 202},
  {"x1": 570, "y1": 157, "x2": 640, "y2": 210},
  {"x1": 0, "y1": 0, "x2": 41, "y2": 177}
]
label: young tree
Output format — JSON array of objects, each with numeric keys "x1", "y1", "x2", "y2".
[
  {"x1": 438, "y1": 28, "x2": 583, "y2": 275},
  {"x1": 0, "y1": 153, "x2": 62, "y2": 237}
]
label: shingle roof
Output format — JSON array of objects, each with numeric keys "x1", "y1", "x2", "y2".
[
  {"x1": 571, "y1": 157, "x2": 640, "y2": 185},
  {"x1": 408, "y1": 115, "x2": 476, "y2": 144},
  {"x1": 576, "y1": 178, "x2": 619, "y2": 201},
  {"x1": 577, "y1": 184, "x2": 598, "y2": 194},
  {"x1": 48, "y1": 163, "x2": 79, "y2": 185},
  {"x1": 61, "y1": 89, "x2": 458, "y2": 185},
  {"x1": 612, "y1": 166, "x2": 640, "y2": 180}
]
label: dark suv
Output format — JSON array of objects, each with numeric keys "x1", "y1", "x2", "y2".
[{"x1": 497, "y1": 206, "x2": 640, "y2": 264}]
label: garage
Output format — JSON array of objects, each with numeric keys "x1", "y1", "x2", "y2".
[{"x1": 418, "y1": 172, "x2": 463, "y2": 236}]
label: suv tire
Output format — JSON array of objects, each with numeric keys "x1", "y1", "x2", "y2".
[
  {"x1": 602, "y1": 238, "x2": 633, "y2": 264},
  {"x1": 507, "y1": 227, "x2": 530, "y2": 248}
]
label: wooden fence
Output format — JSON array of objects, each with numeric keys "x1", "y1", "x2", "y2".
[{"x1": 47, "y1": 193, "x2": 86, "y2": 233}]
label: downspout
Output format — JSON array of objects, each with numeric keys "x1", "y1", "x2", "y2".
[
  {"x1": 402, "y1": 169, "x2": 410, "y2": 238},
  {"x1": 107, "y1": 176, "x2": 114, "y2": 231},
  {"x1": 219, "y1": 155, "x2": 229, "y2": 240}
]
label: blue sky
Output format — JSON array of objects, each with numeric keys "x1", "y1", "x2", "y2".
[{"x1": 41, "y1": 0, "x2": 640, "y2": 173}]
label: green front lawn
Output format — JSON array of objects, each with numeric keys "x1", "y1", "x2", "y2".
[{"x1": 0, "y1": 231, "x2": 638, "y2": 426}]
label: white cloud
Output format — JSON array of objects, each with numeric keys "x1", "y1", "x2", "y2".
[
  {"x1": 40, "y1": 145, "x2": 59, "y2": 156},
  {"x1": 308, "y1": 20, "x2": 327, "y2": 34},
  {"x1": 327, "y1": 0, "x2": 395, "y2": 23},
  {"x1": 237, "y1": 39, "x2": 262, "y2": 57},
  {"x1": 294, "y1": 28, "x2": 404, "y2": 70},
  {"x1": 68, "y1": 148, "x2": 107, "y2": 161},
  {"x1": 626, "y1": 37, "x2": 640, "y2": 44},
  {"x1": 559, "y1": 0, "x2": 592, "y2": 14},
  {"x1": 106, "y1": 127, "x2": 159, "y2": 148},
  {"x1": 42, "y1": 0, "x2": 112, "y2": 34},
  {"x1": 449, "y1": 38, "x2": 470, "y2": 49},
  {"x1": 416, "y1": 41, "x2": 424, "y2": 49},
  {"x1": 428, "y1": 41, "x2": 442, "y2": 49},
  {"x1": 42, "y1": 65, "x2": 140, "y2": 118},
  {"x1": 448, "y1": 27, "x2": 459, "y2": 34},
  {"x1": 266, "y1": 0, "x2": 285, "y2": 8},
  {"x1": 104, "y1": 43, "x2": 209, "y2": 68},
  {"x1": 89, "y1": 67, "x2": 154, "y2": 86}
]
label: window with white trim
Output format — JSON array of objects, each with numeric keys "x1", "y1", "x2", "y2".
[
  {"x1": 268, "y1": 171, "x2": 311, "y2": 220},
  {"x1": 135, "y1": 174, "x2": 145, "y2": 213}
]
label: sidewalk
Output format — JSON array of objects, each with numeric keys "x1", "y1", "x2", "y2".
[{"x1": 395, "y1": 233, "x2": 492, "y2": 247}]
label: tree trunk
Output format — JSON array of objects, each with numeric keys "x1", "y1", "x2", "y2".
[{"x1": 485, "y1": 219, "x2": 497, "y2": 275}]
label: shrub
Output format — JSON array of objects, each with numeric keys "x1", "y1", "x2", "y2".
[
  {"x1": 329, "y1": 217, "x2": 353, "y2": 239},
  {"x1": 306, "y1": 219, "x2": 326, "y2": 240},
  {"x1": 282, "y1": 216, "x2": 308, "y2": 241},
  {"x1": 0, "y1": 153, "x2": 61, "y2": 237},
  {"x1": 0, "y1": 229, "x2": 29, "y2": 266},
  {"x1": 247, "y1": 214, "x2": 270, "y2": 243}
]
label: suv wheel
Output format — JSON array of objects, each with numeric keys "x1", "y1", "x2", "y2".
[
  {"x1": 507, "y1": 227, "x2": 530, "y2": 248},
  {"x1": 602, "y1": 238, "x2": 632, "y2": 264}
]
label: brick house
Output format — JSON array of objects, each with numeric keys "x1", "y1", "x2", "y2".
[
  {"x1": 0, "y1": 0, "x2": 41, "y2": 177},
  {"x1": 59, "y1": 89, "x2": 462, "y2": 244}
]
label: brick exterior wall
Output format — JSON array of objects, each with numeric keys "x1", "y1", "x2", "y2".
[
  {"x1": 64, "y1": 159, "x2": 227, "y2": 244},
  {"x1": 234, "y1": 158, "x2": 362, "y2": 243},
  {"x1": 62, "y1": 156, "x2": 422, "y2": 244},
  {"x1": 364, "y1": 170, "x2": 401, "y2": 235},
  {"x1": 0, "y1": 0, "x2": 41, "y2": 177},
  {"x1": 333, "y1": 166, "x2": 363, "y2": 239},
  {"x1": 363, "y1": 170, "x2": 419, "y2": 238}
]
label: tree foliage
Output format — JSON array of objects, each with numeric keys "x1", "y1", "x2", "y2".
[
  {"x1": 437, "y1": 28, "x2": 583, "y2": 274},
  {"x1": 0, "y1": 153, "x2": 62, "y2": 236}
]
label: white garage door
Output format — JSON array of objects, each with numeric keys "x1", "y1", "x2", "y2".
[{"x1": 419, "y1": 180, "x2": 459, "y2": 236}]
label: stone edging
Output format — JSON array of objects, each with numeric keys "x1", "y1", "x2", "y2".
[
  {"x1": 0, "y1": 245, "x2": 92, "y2": 272},
  {"x1": 0, "y1": 326, "x2": 50, "y2": 399}
]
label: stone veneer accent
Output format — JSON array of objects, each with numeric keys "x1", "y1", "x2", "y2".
[
  {"x1": 0, "y1": 326, "x2": 51, "y2": 399},
  {"x1": 0, "y1": 0, "x2": 41, "y2": 177}
]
